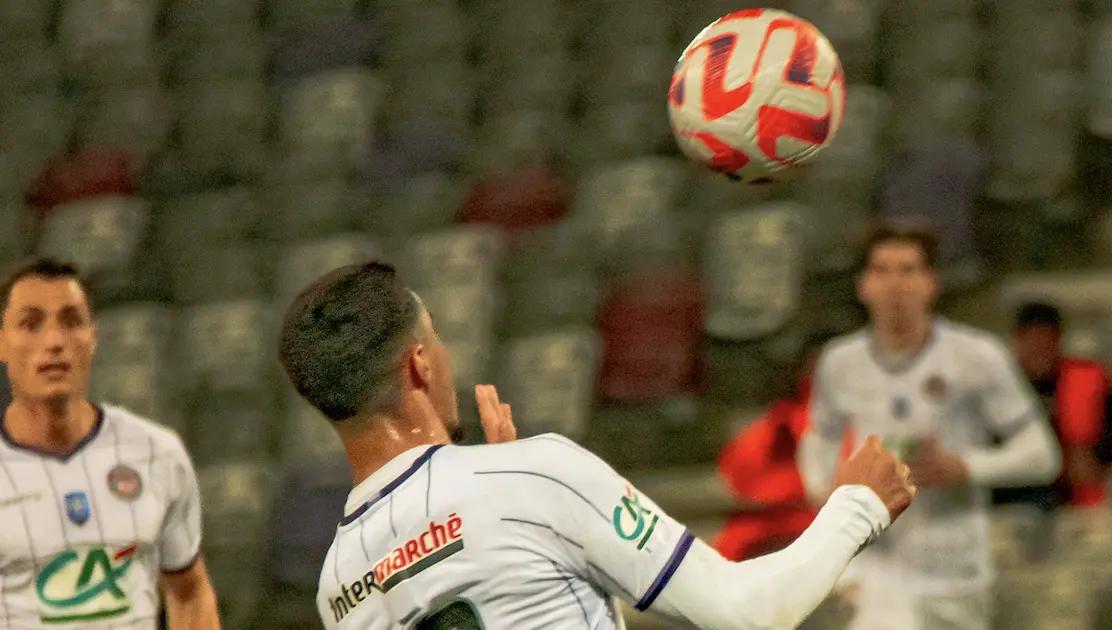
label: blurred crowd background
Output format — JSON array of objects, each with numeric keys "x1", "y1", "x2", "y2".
[{"x1": 1, "y1": 0, "x2": 1112, "y2": 628}]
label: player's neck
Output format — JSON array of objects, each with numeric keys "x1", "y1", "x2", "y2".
[
  {"x1": 2, "y1": 397, "x2": 97, "y2": 454},
  {"x1": 340, "y1": 397, "x2": 452, "y2": 487},
  {"x1": 873, "y1": 316, "x2": 932, "y2": 356}
]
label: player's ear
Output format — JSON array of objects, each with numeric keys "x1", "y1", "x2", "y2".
[{"x1": 406, "y1": 343, "x2": 433, "y2": 390}]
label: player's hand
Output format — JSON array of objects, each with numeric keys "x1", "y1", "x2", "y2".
[
  {"x1": 475, "y1": 384, "x2": 516, "y2": 444},
  {"x1": 833, "y1": 435, "x2": 916, "y2": 522},
  {"x1": 905, "y1": 436, "x2": 969, "y2": 489}
]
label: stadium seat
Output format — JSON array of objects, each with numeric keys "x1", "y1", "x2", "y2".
[
  {"x1": 0, "y1": 92, "x2": 76, "y2": 188},
  {"x1": 189, "y1": 395, "x2": 274, "y2": 466},
  {"x1": 176, "y1": 78, "x2": 268, "y2": 182},
  {"x1": 28, "y1": 149, "x2": 139, "y2": 211},
  {"x1": 57, "y1": 0, "x2": 159, "y2": 86},
  {"x1": 281, "y1": 394, "x2": 345, "y2": 463},
  {"x1": 704, "y1": 205, "x2": 805, "y2": 340},
  {"x1": 1088, "y1": 17, "x2": 1112, "y2": 138},
  {"x1": 479, "y1": 51, "x2": 576, "y2": 115},
  {"x1": 399, "y1": 225, "x2": 505, "y2": 290},
  {"x1": 374, "y1": 0, "x2": 470, "y2": 68},
  {"x1": 94, "y1": 302, "x2": 175, "y2": 367},
  {"x1": 0, "y1": 199, "x2": 30, "y2": 260},
  {"x1": 380, "y1": 61, "x2": 474, "y2": 136},
  {"x1": 90, "y1": 361, "x2": 183, "y2": 432},
  {"x1": 884, "y1": 20, "x2": 979, "y2": 88},
  {"x1": 368, "y1": 172, "x2": 467, "y2": 238},
  {"x1": 164, "y1": 0, "x2": 261, "y2": 39},
  {"x1": 585, "y1": 0, "x2": 674, "y2": 48},
  {"x1": 0, "y1": 0, "x2": 54, "y2": 41},
  {"x1": 274, "y1": 233, "x2": 382, "y2": 305},
  {"x1": 474, "y1": 0, "x2": 572, "y2": 54},
  {"x1": 265, "y1": 178, "x2": 371, "y2": 241},
  {"x1": 76, "y1": 83, "x2": 170, "y2": 164},
  {"x1": 37, "y1": 195, "x2": 156, "y2": 300},
  {"x1": 473, "y1": 109, "x2": 573, "y2": 172},
  {"x1": 582, "y1": 44, "x2": 673, "y2": 108},
  {"x1": 571, "y1": 157, "x2": 688, "y2": 265},
  {"x1": 889, "y1": 78, "x2": 983, "y2": 148},
  {"x1": 459, "y1": 164, "x2": 570, "y2": 232},
  {"x1": 500, "y1": 272, "x2": 601, "y2": 338},
  {"x1": 276, "y1": 68, "x2": 384, "y2": 180},
  {"x1": 264, "y1": 0, "x2": 361, "y2": 36},
  {"x1": 167, "y1": 244, "x2": 271, "y2": 304},
  {"x1": 596, "y1": 269, "x2": 704, "y2": 401},
  {"x1": 0, "y1": 39, "x2": 61, "y2": 99},
  {"x1": 167, "y1": 32, "x2": 267, "y2": 84},
  {"x1": 176, "y1": 299, "x2": 275, "y2": 397},
  {"x1": 270, "y1": 17, "x2": 377, "y2": 86},
  {"x1": 368, "y1": 116, "x2": 470, "y2": 180},
  {"x1": 574, "y1": 100, "x2": 673, "y2": 166},
  {"x1": 989, "y1": 9, "x2": 1081, "y2": 75},
  {"x1": 496, "y1": 328, "x2": 600, "y2": 439},
  {"x1": 157, "y1": 187, "x2": 263, "y2": 253}
]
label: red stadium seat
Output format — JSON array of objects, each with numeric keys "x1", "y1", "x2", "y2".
[
  {"x1": 459, "y1": 165, "x2": 570, "y2": 232},
  {"x1": 28, "y1": 149, "x2": 139, "y2": 212},
  {"x1": 596, "y1": 270, "x2": 705, "y2": 400}
]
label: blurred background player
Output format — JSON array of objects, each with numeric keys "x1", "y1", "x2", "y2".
[
  {"x1": 994, "y1": 301, "x2": 1111, "y2": 510},
  {"x1": 277, "y1": 261, "x2": 916, "y2": 630},
  {"x1": 798, "y1": 226, "x2": 1062, "y2": 630},
  {"x1": 0, "y1": 258, "x2": 219, "y2": 629}
]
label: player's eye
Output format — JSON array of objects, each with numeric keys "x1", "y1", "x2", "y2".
[{"x1": 20, "y1": 317, "x2": 42, "y2": 332}]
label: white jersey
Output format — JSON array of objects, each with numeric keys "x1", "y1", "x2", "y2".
[
  {"x1": 317, "y1": 434, "x2": 695, "y2": 629},
  {"x1": 807, "y1": 319, "x2": 1039, "y2": 594},
  {"x1": 0, "y1": 404, "x2": 201, "y2": 628}
]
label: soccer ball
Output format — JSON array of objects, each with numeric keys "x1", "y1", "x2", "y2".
[{"x1": 668, "y1": 8, "x2": 845, "y2": 184}]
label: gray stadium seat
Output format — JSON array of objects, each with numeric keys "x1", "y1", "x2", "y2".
[
  {"x1": 77, "y1": 83, "x2": 170, "y2": 163},
  {"x1": 157, "y1": 187, "x2": 263, "y2": 253},
  {"x1": 381, "y1": 61, "x2": 473, "y2": 135},
  {"x1": 374, "y1": 0, "x2": 470, "y2": 68},
  {"x1": 0, "y1": 198, "x2": 31, "y2": 260},
  {"x1": 276, "y1": 68, "x2": 384, "y2": 180},
  {"x1": 57, "y1": 0, "x2": 159, "y2": 86},
  {"x1": 168, "y1": 32, "x2": 267, "y2": 84},
  {"x1": 165, "y1": 0, "x2": 261, "y2": 40},
  {"x1": 189, "y1": 395, "x2": 274, "y2": 466},
  {"x1": 889, "y1": 78, "x2": 983, "y2": 148},
  {"x1": 94, "y1": 302, "x2": 175, "y2": 367},
  {"x1": 989, "y1": 9, "x2": 1081, "y2": 75},
  {"x1": 704, "y1": 204, "x2": 806, "y2": 339},
  {"x1": 176, "y1": 79, "x2": 268, "y2": 181},
  {"x1": 473, "y1": 109, "x2": 573, "y2": 172},
  {"x1": 480, "y1": 51, "x2": 576, "y2": 115},
  {"x1": 176, "y1": 299, "x2": 275, "y2": 396},
  {"x1": 582, "y1": 44, "x2": 673, "y2": 108},
  {"x1": 281, "y1": 394, "x2": 345, "y2": 464},
  {"x1": 264, "y1": 178, "x2": 371, "y2": 241},
  {"x1": 1088, "y1": 17, "x2": 1112, "y2": 138},
  {"x1": 414, "y1": 281, "x2": 499, "y2": 391},
  {"x1": 585, "y1": 0, "x2": 674, "y2": 48},
  {"x1": 571, "y1": 157, "x2": 688, "y2": 264},
  {"x1": 884, "y1": 20, "x2": 979, "y2": 88},
  {"x1": 399, "y1": 225, "x2": 505, "y2": 290},
  {"x1": 274, "y1": 233, "x2": 382, "y2": 306},
  {"x1": 167, "y1": 244, "x2": 271, "y2": 304},
  {"x1": 265, "y1": 0, "x2": 360, "y2": 35},
  {"x1": 0, "y1": 39, "x2": 61, "y2": 99},
  {"x1": 574, "y1": 100, "x2": 673, "y2": 166},
  {"x1": 476, "y1": 0, "x2": 573, "y2": 57},
  {"x1": 496, "y1": 328, "x2": 600, "y2": 440},
  {"x1": 501, "y1": 272, "x2": 600, "y2": 338},
  {"x1": 271, "y1": 16, "x2": 377, "y2": 86},
  {"x1": 0, "y1": 92, "x2": 76, "y2": 185},
  {"x1": 369, "y1": 172, "x2": 467, "y2": 238},
  {"x1": 0, "y1": 0, "x2": 55, "y2": 40},
  {"x1": 91, "y1": 361, "x2": 183, "y2": 430},
  {"x1": 37, "y1": 196, "x2": 154, "y2": 298},
  {"x1": 198, "y1": 461, "x2": 275, "y2": 546}
]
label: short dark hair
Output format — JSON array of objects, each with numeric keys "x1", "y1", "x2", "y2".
[
  {"x1": 0, "y1": 258, "x2": 89, "y2": 324},
  {"x1": 278, "y1": 261, "x2": 421, "y2": 422},
  {"x1": 860, "y1": 225, "x2": 939, "y2": 271},
  {"x1": 1015, "y1": 301, "x2": 1062, "y2": 331}
]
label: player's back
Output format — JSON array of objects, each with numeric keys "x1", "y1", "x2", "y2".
[{"x1": 318, "y1": 434, "x2": 696, "y2": 629}]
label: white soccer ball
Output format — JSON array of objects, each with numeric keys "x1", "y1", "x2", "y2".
[{"x1": 668, "y1": 8, "x2": 846, "y2": 184}]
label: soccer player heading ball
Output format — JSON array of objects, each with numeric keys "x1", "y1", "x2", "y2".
[
  {"x1": 0, "y1": 259, "x2": 219, "y2": 628},
  {"x1": 278, "y1": 262, "x2": 916, "y2": 629}
]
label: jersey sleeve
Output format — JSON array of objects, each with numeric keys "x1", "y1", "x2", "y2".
[
  {"x1": 976, "y1": 338, "x2": 1041, "y2": 435},
  {"x1": 518, "y1": 435, "x2": 694, "y2": 613},
  {"x1": 158, "y1": 433, "x2": 203, "y2": 572}
]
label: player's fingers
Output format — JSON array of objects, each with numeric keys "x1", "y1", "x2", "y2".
[
  {"x1": 863, "y1": 435, "x2": 883, "y2": 453},
  {"x1": 899, "y1": 463, "x2": 911, "y2": 482},
  {"x1": 500, "y1": 403, "x2": 516, "y2": 441},
  {"x1": 476, "y1": 385, "x2": 501, "y2": 442}
]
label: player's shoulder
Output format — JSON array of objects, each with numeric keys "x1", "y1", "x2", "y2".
[
  {"x1": 443, "y1": 433, "x2": 609, "y2": 479},
  {"x1": 818, "y1": 329, "x2": 870, "y2": 364},
  {"x1": 935, "y1": 319, "x2": 1010, "y2": 360},
  {"x1": 101, "y1": 404, "x2": 189, "y2": 458}
]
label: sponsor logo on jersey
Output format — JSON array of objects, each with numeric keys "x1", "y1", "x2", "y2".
[
  {"x1": 108, "y1": 464, "x2": 143, "y2": 501},
  {"x1": 36, "y1": 544, "x2": 137, "y2": 623},
  {"x1": 64, "y1": 491, "x2": 91, "y2": 526},
  {"x1": 612, "y1": 485, "x2": 659, "y2": 551},
  {"x1": 328, "y1": 513, "x2": 464, "y2": 624}
]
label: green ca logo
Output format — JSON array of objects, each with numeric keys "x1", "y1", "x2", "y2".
[
  {"x1": 36, "y1": 546, "x2": 135, "y2": 609},
  {"x1": 611, "y1": 488, "x2": 660, "y2": 551}
]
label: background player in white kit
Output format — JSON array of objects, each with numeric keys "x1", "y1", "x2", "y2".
[
  {"x1": 0, "y1": 259, "x2": 220, "y2": 629},
  {"x1": 278, "y1": 261, "x2": 917, "y2": 629},
  {"x1": 798, "y1": 227, "x2": 1062, "y2": 630}
]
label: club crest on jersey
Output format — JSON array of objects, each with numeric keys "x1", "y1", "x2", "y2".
[
  {"x1": 328, "y1": 513, "x2": 464, "y2": 624},
  {"x1": 64, "y1": 491, "x2": 91, "y2": 526},
  {"x1": 108, "y1": 465, "x2": 142, "y2": 501},
  {"x1": 923, "y1": 374, "x2": 948, "y2": 400},
  {"x1": 612, "y1": 485, "x2": 659, "y2": 551}
]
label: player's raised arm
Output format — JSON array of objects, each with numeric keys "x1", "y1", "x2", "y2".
[{"x1": 529, "y1": 435, "x2": 913, "y2": 630}]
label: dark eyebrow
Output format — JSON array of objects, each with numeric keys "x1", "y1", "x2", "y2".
[{"x1": 17, "y1": 307, "x2": 44, "y2": 316}]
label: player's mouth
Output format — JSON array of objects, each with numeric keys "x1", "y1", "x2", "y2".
[{"x1": 38, "y1": 362, "x2": 71, "y2": 378}]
